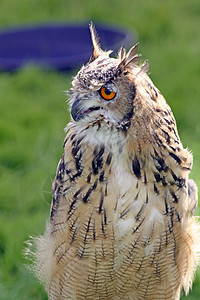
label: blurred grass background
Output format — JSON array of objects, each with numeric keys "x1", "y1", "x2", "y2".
[{"x1": 0, "y1": 0, "x2": 199, "y2": 299}]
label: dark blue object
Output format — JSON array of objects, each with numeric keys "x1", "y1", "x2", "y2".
[{"x1": 0, "y1": 23, "x2": 136, "y2": 71}]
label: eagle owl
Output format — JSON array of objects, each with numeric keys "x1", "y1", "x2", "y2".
[{"x1": 33, "y1": 24, "x2": 200, "y2": 299}]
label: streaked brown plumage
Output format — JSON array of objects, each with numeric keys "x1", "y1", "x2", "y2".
[{"x1": 32, "y1": 24, "x2": 200, "y2": 299}]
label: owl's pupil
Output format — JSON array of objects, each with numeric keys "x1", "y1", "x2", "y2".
[{"x1": 105, "y1": 88, "x2": 112, "y2": 95}]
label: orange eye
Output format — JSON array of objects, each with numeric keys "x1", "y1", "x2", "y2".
[{"x1": 99, "y1": 86, "x2": 116, "y2": 100}]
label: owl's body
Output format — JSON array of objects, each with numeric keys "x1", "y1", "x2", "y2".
[{"x1": 34, "y1": 25, "x2": 199, "y2": 299}]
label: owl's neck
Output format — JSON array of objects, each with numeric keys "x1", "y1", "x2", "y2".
[
  {"x1": 68, "y1": 120, "x2": 128, "y2": 156},
  {"x1": 67, "y1": 117, "x2": 192, "y2": 177}
]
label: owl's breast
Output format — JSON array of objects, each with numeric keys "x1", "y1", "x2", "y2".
[
  {"x1": 109, "y1": 153, "x2": 166, "y2": 240},
  {"x1": 45, "y1": 128, "x2": 197, "y2": 300}
]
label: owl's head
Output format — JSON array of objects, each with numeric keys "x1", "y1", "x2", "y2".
[{"x1": 69, "y1": 24, "x2": 171, "y2": 141}]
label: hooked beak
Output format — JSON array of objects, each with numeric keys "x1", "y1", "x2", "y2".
[
  {"x1": 71, "y1": 97, "x2": 101, "y2": 122},
  {"x1": 71, "y1": 97, "x2": 83, "y2": 121}
]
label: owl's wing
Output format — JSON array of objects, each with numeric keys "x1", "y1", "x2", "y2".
[{"x1": 188, "y1": 178, "x2": 198, "y2": 215}]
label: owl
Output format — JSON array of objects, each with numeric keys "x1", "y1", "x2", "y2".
[{"x1": 33, "y1": 24, "x2": 200, "y2": 299}]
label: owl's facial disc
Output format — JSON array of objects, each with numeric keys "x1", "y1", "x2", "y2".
[
  {"x1": 70, "y1": 78, "x2": 135, "y2": 128},
  {"x1": 71, "y1": 83, "x2": 117, "y2": 122}
]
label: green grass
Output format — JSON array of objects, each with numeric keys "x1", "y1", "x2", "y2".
[{"x1": 0, "y1": 0, "x2": 200, "y2": 299}]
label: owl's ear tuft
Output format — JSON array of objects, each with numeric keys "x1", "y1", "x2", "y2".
[
  {"x1": 89, "y1": 22, "x2": 103, "y2": 63},
  {"x1": 118, "y1": 43, "x2": 141, "y2": 72},
  {"x1": 118, "y1": 47, "x2": 127, "y2": 61}
]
